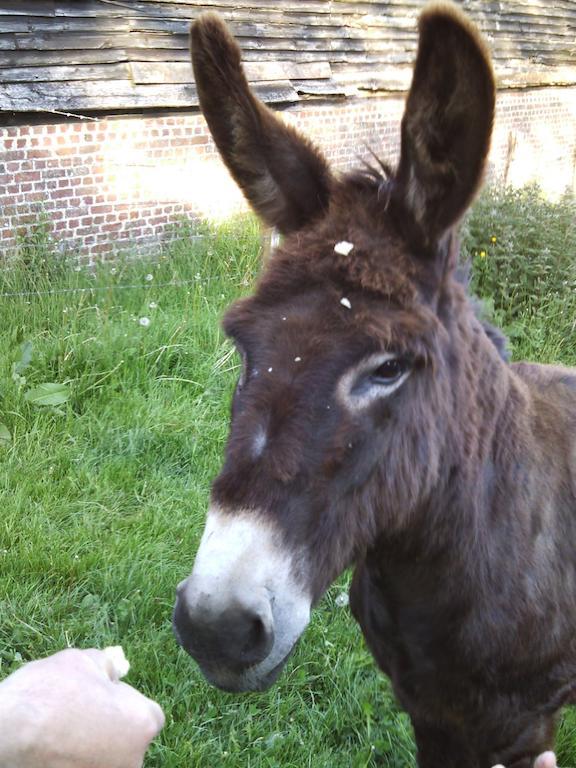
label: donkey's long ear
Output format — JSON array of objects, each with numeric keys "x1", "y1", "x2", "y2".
[
  {"x1": 394, "y1": 2, "x2": 495, "y2": 249},
  {"x1": 191, "y1": 14, "x2": 333, "y2": 234}
]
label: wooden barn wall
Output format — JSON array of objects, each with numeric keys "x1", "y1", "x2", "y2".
[{"x1": 0, "y1": 0, "x2": 575, "y2": 114}]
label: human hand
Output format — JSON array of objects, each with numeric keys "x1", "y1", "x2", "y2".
[
  {"x1": 0, "y1": 648, "x2": 165, "y2": 768},
  {"x1": 492, "y1": 751, "x2": 557, "y2": 768}
]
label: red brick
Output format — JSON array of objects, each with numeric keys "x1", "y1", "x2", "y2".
[
  {"x1": 52, "y1": 188, "x2": 73, "y2": 199},
  {"x1": 15, "y1": 171, "x2": 41, "y2": 183}
]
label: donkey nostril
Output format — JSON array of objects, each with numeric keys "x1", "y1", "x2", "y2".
[
  {"x1": 242, "y1": 616, "x2": 265, "y2": 655},
  {"x1": 235, "y1": 609, "x2": 274, "y2": 666}
]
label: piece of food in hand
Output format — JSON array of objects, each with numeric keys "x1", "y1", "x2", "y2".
[{"x1": 102, "y1": 646, "x2": 130, "y2": 680}]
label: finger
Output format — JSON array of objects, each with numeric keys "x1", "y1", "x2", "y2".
[
  {"x1": 80, "y1": 648, "x2": 119, "y2": 681},
  {"x1": 79, "y1": 648, "x2": 130, "y2": 683},
  {"x1": 116, "y1": 681, "x2": 165, "y2": 735},
  {"x1": 534, "y1": 753, "x2": 557, "y2": 768}
]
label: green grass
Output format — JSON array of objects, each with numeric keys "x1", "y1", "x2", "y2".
[
  {"x1": 462, "y1": 184, "x2": 576, "y2": 364},
  {"x1": 0, "y1": 185, "x2": 575, "y2": 767}
]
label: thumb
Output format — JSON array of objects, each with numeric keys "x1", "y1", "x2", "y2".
[{"x1": 534, "y1": 753, "x2": 557, "y2": 768}]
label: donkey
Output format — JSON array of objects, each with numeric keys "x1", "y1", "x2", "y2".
[{"x1": 173, "y1": 3, "x2": 576, "y2": 766}]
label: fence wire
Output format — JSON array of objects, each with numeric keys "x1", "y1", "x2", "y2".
[{"x1": 0, "y1": 276, "x2": 248, "y2": 300}]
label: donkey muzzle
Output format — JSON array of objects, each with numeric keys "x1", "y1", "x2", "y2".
[{"x1": 173, "y1": 581, "x2": 276, "y2": 689}]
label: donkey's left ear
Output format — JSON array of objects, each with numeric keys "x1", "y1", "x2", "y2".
[{"x1": 394, "y1": 2, "x2": 495, "y2": 249}]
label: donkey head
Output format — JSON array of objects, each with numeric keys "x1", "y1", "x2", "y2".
[{"x1": 173, "y1": 2, "x2": 497, "y2": 692}]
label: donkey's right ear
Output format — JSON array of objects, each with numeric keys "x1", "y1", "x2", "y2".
[
  {"x1": 393, "y1": 3, "x2": 495, "y2": 251},
  {"x1": 191, "y1": 14, "x2": 333, "y2": 235}
]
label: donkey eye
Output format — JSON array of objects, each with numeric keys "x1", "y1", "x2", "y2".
[
  {"x1": 371, "y1": 358, "x2": 408, "y2": 385},
  {"x1": 338, "y1": 353, "x2": 412, "y2": 410}
]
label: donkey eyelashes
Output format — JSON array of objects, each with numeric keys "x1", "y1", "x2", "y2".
[{"x1": 337, "y1": 352, "x2": 413, "y2": 411}]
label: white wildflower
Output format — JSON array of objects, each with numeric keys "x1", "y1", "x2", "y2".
[
  {"x1": 340, "y1": 297, "x2": 352, "y2": 309},
  {"x1": 335, "y1": 592, "x2": 349, "y2": 608},
  {"x1": 145, "y1": 273, "x2": 153, "y2": 282},
  {"x1": 334, "y1": 240, "x2": 354, "y2": 256},
  {"x1": 74, "y1": 265, "x2": 82, "y2": 272},
  {"x1": 139, "y1": 317, "x2": 151, "y2": 327},
  {"x1": 148, "y1": 301, "x2": 158, "y2": 310},
  {"x1": 110, "y1": 267, "x2": 117, "y2": 275}
]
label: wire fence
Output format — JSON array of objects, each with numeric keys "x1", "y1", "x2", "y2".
[{"x1": 0, "y1": 276, "x2": 251, "y2": 300}]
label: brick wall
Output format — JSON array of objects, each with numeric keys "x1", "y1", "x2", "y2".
[{"x1": 1, "y1": 87, "x2": 575, "y2": 262}]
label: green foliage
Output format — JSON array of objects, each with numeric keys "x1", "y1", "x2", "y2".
[
  {"x1": 463, "y1": 184, "x2": 576, "y2": 364},
  {"x1": 0, "y1": 187, "x2": 575, "y2": 767}
]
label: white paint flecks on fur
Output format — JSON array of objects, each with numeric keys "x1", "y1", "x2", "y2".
[
  {"x1": 294, "y1": 356, "x2": 302, "y2": 362},
  {"x1": 337, "y1": 352, "x2": 412, "y2": 412},
  {"x1": 178, "y1": 507, "x2": 311, "y2": 691},
  {"x1": 340, "y1": 297, "x2": 352, "y2": 309},
  {"x1": 334, "y1": 240, "x2": 354, "y2": 256}
]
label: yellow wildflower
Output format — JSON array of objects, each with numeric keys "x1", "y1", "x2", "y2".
[{"x1": 479, "y1": 250, "x2": 487, "y2": 259}]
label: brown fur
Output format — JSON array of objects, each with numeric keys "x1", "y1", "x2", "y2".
[{"x1": 180, "y1": 5, "x2": 576, "y2": 766}]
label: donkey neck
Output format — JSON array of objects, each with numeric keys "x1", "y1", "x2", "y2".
[{"x1": 376, "y1": 296, "x2": 525, "y2": 569}]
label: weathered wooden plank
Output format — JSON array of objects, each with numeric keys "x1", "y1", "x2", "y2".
[
  {"x1": 130, "y1": 60, "x2": 196, "y2": 84},
  {"x1": 293, "y1": 80, "x2": 349, "y2": 97},
  {"x1": 0, "y1": 48, "x2": 129, "y2": 67},
  {"x1": 124, "y1": 47, "x2": 189, "y2": 63},
  {"x1": 130, "y1": 59, "x2": 331, "y2": 83},
  {"x1": 0, "y1": 32, "x2": 188, "y2": 50},
  {"x1": 115, "y1": 0, "x2": 332, "y2": 10},
  {"x1": 497, "y1": 66, "x2": 576, "y2": 88},
  {"x1": 0, "y1": 63, "x2": 130, "y2": 82},
  {"x1": 0, "y1": 0, "x2": 55, "y2": 15},
  {"x1": 0, "y1": 79, "x2": 299, "y2": 111},
  {"x1": 0, "y1": 16, "x2": 132, "y2": 33}
]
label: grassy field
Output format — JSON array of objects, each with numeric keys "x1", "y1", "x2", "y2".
[{"x1": 0, "y1": 185, "x2": 575, "y2": 767}]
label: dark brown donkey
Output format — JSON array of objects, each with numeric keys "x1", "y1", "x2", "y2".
[{"x1": 173, "y1": 3, "x2": 576, "y2": 766}]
